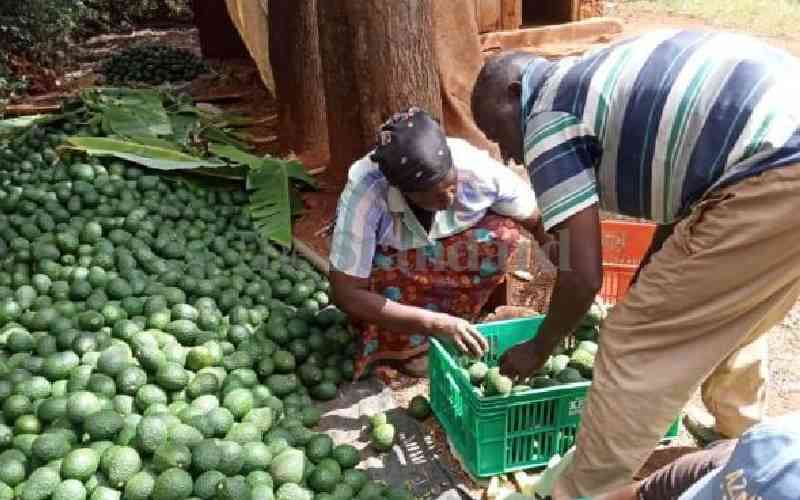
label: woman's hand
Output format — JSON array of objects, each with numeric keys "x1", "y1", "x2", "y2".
[
  {"x1": 331, "y1": 271, "x2": 489, "y2": 358},
  {"x1": 499, "y1": 338, "x2": 556, "y2": 380},
  {"x1": 430, "y1": 313, "x2": 488, "y2": 358}
]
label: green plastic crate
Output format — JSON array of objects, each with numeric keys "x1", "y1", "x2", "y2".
[{"x1": 429, "y1": 315, "x2": 680, "y2": 478}]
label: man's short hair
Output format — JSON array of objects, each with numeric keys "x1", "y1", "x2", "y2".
[{"x1": 471, "y1": 51, "x2": 536, "y2": 119}]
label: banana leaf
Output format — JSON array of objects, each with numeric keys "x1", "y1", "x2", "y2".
[
  {"x1": 209, "y1": 143, "x2": 317, "y2": 188},
  {"x1": 202, "y1": 126, "x2": 253, "y2": 151},
  {"x1": 209, "y1": 143, "x2": 261, "y2": 168},
  {"x1": 290, "y1": 186, "x2": 305, "y2": 216},
  {"x1": 102, "y1": 98, "x2": 172, "y2": 138},
  {"x1": 281, "y1": 157, "x2": 318, "y2": 188},
  {"x1": 102, "y1": 105, "x2": 172, "y2": 138},
  {"x1": 81, "y1": 87, "x2": 172, "y2": 138},
  {"x1": 65, "y1": 136, "x2": 225, "y2": 170},
  {"x1": 169, "y1": 112, "x2": 200, "y2": 147},
  {"x1": 0, "y1": 114, "x2": 47, "y2": 130},
  {"x1": 0, "y1": 114, "x2": 59, "y2": 138},
  {"x1": 126, "y1": 135, "x2": 184, "y2": 151},
  {"x1": 248, "y1": 161, "x2": 292, "y2": 248}
]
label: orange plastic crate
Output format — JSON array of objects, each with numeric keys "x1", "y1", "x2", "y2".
[{"x1": 599, "y1": 220, "x2": 655, "y2": 304}]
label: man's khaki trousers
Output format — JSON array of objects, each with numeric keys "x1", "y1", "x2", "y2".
[
  {"x1": 555, "y1": 164, "x2": 800, "y2": 497},
  {"x1": 702, "y1": 328, "x2": 769, "y2": 438}
]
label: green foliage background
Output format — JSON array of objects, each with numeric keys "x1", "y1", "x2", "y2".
[
  {"x1": 0, "y1": 0, "x2": 193, "y2": 98},
  {"x1": 78, "y1": 0, "x2": 194, "y2": 36}
]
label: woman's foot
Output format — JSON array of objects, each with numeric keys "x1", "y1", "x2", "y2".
[{"x1": 394, "y1": 355, "x2": 428, "y2": 378}]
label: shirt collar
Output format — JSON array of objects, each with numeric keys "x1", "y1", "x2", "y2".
[
  {"x1": 387, "y1": 186, "x2": 440, "y2": 242},
  {"x1": 387, "y1": 186, "x2": 407, "y2": 213},
  {"x1": 521, "y1": 57, "x2": 555, "y2": 121}
]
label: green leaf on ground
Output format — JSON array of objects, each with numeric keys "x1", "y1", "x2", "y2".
[
  {"x1": 83, "y1": 87, "x2": 172, "y2": 137},
  {"x1": 210, "y1": 144, "x2": 317, "y2": 188},
  {"x1": 248, "y1": 161, "x2": 292, "y2": 248},
  {"x1": 169, "y1": 112, "x2": 199, "y2": 146},
  {"x1": 202, "y1": 126, "x2": 253, "y2": 150},
  {"x1": 0, "y1": 115, "x2": 51, "y2": 137},
  {"x1": 65, "y1": 136, "x2": 225, "y2": 170}
]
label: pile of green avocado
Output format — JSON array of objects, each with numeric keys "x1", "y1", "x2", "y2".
[
  {"x1": 100, "y1": 46, "x2": 209, "y2": 85},
  {"x1": 0, "y1": 123, "x2": 415, "y2": 500}
]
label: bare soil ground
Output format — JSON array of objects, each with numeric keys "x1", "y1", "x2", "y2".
[{"x1": 617, "y1": 3, "x2": 800, "y2": 52}]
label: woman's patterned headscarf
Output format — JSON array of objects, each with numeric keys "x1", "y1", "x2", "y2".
[{"x1": 370, "y1": 107, "x2": 454, "y2": 193}]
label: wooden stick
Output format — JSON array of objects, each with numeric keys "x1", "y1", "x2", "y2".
[
  {"x1": 250, "y1": 114, "x2": 279, "y2": 125},
  {"x1": 251, "y1": 135, "x2": 278, "y2": 144},
  {"x1": 4, "y1": 104, "x2": 62, "y2": 116},
  {"x1": 307, "y1": 167, "x2": 327, "y2": 176},
  {"x1": 293, "y1": 237, "x2": 330, "y2": 275}
]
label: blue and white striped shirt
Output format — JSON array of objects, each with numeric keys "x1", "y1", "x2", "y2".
[{"x1": 522, "y1": 30, "x2": 800, "y2": 230}]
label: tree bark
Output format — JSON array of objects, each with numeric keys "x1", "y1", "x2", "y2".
[
  {"x1": 501, "y1": 0, "x2": 523, "y2": 30},
  {"x1": 269, "y1": 0, "x2": 329, "y2": 164},
  {"x1": 317, "y1": 0, "x2": 364, "y2": 173},
  {"x1": 318, "y1": 0, "x2": 443, "y2": 173},
  {"x1": 192, "y1": 0, "x2": 250, "y2": 59},
  {"x1": 432, "y1": 0, "x2": 502, "y2": 158}
]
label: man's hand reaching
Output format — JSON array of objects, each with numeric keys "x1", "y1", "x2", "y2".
[{"x1": 499, "y1": 337, "x2": 558, "y2": 380}]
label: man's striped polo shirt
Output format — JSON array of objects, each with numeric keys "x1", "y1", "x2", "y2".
[{"x1": 522, "y1": 30, "x2": 800, "y2": 230}]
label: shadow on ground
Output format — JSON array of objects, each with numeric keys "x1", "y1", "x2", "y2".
[{"x1": 318, "y1": 378, "x2": 476, "y2": 500}]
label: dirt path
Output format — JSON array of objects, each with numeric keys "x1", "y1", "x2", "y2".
[{"x1": 613, "y1": 3, "x2": 800, "y2": 56}]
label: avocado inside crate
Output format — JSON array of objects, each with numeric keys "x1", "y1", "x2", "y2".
[{"x1": 428, "y1": 315, "x2": 680, "y2": 478}]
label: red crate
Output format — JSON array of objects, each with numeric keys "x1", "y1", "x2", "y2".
[{"x1": 599, "y1": 220, "x2": 655, "y2": 304}]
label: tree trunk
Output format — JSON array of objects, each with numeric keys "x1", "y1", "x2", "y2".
[
  {"x1": 318, "y1": 0, "x2": 443, "y2": 173},
  {"x1": 192, "y1": 0, "x2": 250, "y2": 59},
  {"x1": 501, "y1": 0, "x2": 523, "y2": 30},
  {"x1": 317, "y1": 0, "x2": 364, "y2": 173},
  {"x1": 269, "y1": 0, "x2": 329, "y2": 164},
  {"x1": 432, "y1": 0, "x2": 502, "y2": 158},
  {"x1": 349, "y1": 1, "x2": 443, "y2": 147}
]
